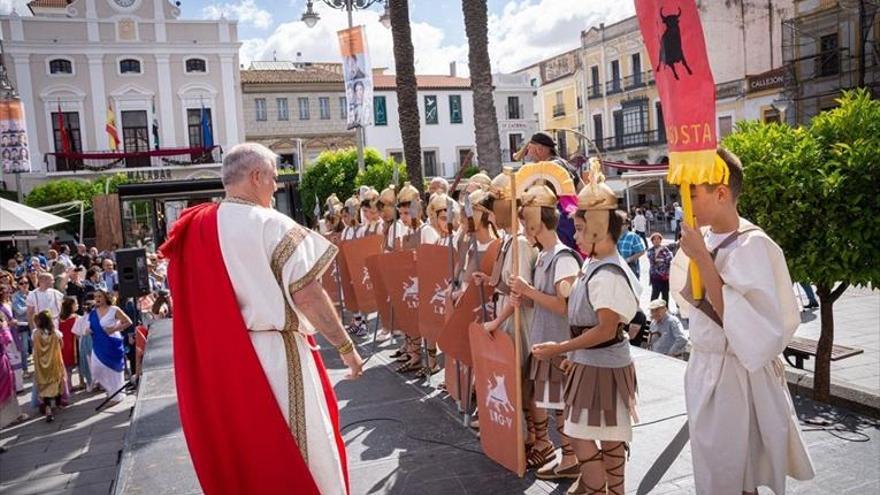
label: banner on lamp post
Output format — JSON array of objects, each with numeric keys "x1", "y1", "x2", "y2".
[
  {"x1": 338, "y1": 25, "x2": 374, "y2": 130},
  {"x1": 0, "y1": 98, "x2": 31, "y2": 174}
]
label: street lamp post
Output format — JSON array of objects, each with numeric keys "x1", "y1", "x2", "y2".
[{"x1": 302, "y1": 0, "x2": 390, "y2": 173}]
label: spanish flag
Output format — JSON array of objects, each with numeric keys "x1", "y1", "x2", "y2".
[{"x1": 106, "y1": 104, "x2": 120, "y2": 151}]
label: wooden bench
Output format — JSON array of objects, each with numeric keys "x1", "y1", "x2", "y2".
[{"x1": 783, "y1": 336, "x2": 864, "y2": 370}]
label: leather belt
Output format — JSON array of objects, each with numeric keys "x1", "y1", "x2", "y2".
[{"x1": 569, "y1": 323, "x2": 628, "y2": 349}]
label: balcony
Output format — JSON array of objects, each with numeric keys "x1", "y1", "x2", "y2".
[
  {"x1": 624, "y1": 70, "x2": 655, "y2": 89},
  {"x1": 596, "y1": 129, "x2": 666, "y2": 152},
  {"x1": 587, "y1": 85, "x2": 602, "y2": 100},
  {"x1": 45, "y1": 146, "x2": 223, "y2": 173},
  {"x1": 606, "y1": 79, "x2": 623, "y2": 95},
  {"x1": 552, "y1": 103, "x2": 566, "y2": 117}
]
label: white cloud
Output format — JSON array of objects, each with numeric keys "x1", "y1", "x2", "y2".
[
  {"x1": 486, "y1": 0, "x2": 635, "y2": 72},
  {"x1": 240, "y1": 5, "x2": 467, "y2": 75},
  {"x1": 203, "y1": 0, "x2": 273, "y2": 30},
  {"x1": 239, "y1": 0, "x2": 634, "y2": 75}
]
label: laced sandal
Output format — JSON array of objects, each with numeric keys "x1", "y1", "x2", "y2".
[
  {"x1": 395, "y1": 358, "x2": 422, "y2": 373},
  {"x1": 602, "y1": 442, "x2": 627, "y2": 495},
  {"x1": 537, "y1": 443, "x2": 580, "y2": 480},
  {"x1": 526, "y1": 418, "x2": 553, "y2": 469},
  {"x1": 566, "y1": 451, "x2": 605, "y2": 495}
]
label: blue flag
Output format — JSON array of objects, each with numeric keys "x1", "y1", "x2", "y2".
[{"x1": 200, "y1": 103, "x2": 213, "y2": 148}]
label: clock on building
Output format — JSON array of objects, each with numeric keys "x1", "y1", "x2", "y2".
[{"x1": 110, "y1": 0, "x2": 139, "y2": 10}]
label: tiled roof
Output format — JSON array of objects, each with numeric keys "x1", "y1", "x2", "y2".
[
  {"x1": 241, "y1": 68, "x2": 344, "y2": 84},
  {"x1": 373, "y1": 74, "x2": 471, "y2": 90}
]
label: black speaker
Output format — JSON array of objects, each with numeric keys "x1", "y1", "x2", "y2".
[{"x1": 115, "y1": 248, "x2": 150, "y2": 300}]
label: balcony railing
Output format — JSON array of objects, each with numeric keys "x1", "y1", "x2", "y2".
[
  {"x1": 624, "y1": 70, "x2": 655, "y2": 89},
  {"x1": 587, "y1": 85, "x2": 602, "y2": 99},
  {"x1": 595, "y1": 129, "x2": 666, "y2": 152},
  {"x1": 552, "y1": 103, "x2": 566, "y2": 117},
  {"x1": 606, "y1": 78, "x2": 623, "y2": 95},
  {"x1": 45, "y1": 146, "x2": 223, "y2": 173}
]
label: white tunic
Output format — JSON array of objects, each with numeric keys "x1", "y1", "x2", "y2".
[
  {"x1": 218, "y1": 202, "x2": 346, "y2": 495},
  {"x1": 671, "y1": 218, "x2": 814, "y2": 494}
]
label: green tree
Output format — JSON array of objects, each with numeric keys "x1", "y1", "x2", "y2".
[
  {"x1": 355, "y1": 159, "x2": 407, "y2": 192},
  {"x1": 722, "y1": 89, "x2": 880, "y2": 402},
  {"x1": 24, "y1": 173, "x2": 132, "y2": 238},
  {"x1": 299, "y1": 147, "x2": 391, "y2": 225}
]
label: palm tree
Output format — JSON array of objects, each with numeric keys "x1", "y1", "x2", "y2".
[
  {"x1": 388, "y1": 0, "x2": 424, "y2": 193},
  {"x1": 462, "y1": 0, "x2": 502, "y2": 175}
]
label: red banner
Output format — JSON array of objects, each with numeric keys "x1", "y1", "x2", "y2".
[
  {"x1": 636, "y1": 0, "x2": 716, "y2": 166},
  {"x1": 416, "y1": 245, "x2": 453, "y2": 343},
  {"x1": 338, "y1": 234, "x2": 383, "y2": 313},
  {"x1": 381, "y1": 249, "x2": 420, "y2": 337},
  {"x1": 438, "y1": 240, "x2": 500, "y2": 367},
  {"x1": 469, "y1": 323, "x2": 525, "y2": 476},
  {"x1": 365, "y1": 254, "x2": 393, "y2": 330}
]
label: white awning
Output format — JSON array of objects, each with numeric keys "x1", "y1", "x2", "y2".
[{"x1": 0, "y1": 198, "x2": 69, "y2": 232}]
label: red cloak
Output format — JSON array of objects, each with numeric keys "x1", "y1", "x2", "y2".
[{"x1": 160, "y1": 203, "x2": 348, "y2": 495}]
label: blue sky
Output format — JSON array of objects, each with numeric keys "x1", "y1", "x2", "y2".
[{"x1": 2, "y1": 0, "x2": 635, "y2": 74}]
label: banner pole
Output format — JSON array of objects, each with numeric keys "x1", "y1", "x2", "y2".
[
  {"x1": 679, "y1": 182, "x2": 703, "y2": 299},
  {"x1": 506, "y1": 166, "x2": 525, "y2": 476}
]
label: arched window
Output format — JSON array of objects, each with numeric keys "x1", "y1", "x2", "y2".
[
  {"x1": 185, "y1": 58, "x2": 207, "y2": 73},
  {"x1": 49, "y1": 59, "x2": 73, "y2": 75},
  {"x1": 119, "y1": 59, "x2": 142, "y2": 74}
]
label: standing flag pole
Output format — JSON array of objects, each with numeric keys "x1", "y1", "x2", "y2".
[{"x1": 634, "y1": 0, "x2": 725, "y2": 300}]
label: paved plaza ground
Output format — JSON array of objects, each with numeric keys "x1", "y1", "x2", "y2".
[
  {"x1": 0, "y1": 380, "x2": 135, "y2": 494},
  {"x1": 1, "y1": 273, "x2": 877, "y2": 494}
]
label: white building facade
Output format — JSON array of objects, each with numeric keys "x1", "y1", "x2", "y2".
[
  {"x1": 0, "y1": 0, "x2": 244, "y2": 191},
  {"x1": 493, "y1": 72, "x2": 539, "y2": 163}
]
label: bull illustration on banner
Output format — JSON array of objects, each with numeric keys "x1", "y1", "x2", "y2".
[
  {"x1": 657, "y1": 6, "x2": 692, "y2": 80},
  {"x1": 430, "y1": 279, "x2": 451, "y2": 316}
]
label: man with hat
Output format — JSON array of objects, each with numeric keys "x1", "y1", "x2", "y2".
[
  {"x1": 646, "y1": 298, "x2": 687, "y2": 358},
  {"x1": 525, "y1": 132, "x2": 580, "y2": 254}
]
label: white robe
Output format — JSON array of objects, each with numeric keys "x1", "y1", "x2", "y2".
[
  {"x1": 671, "y1": 218, "x2": 815, "y2": 495},
  {"x1": 218, "y1": 202, "x2": 346, "y2": 495}
]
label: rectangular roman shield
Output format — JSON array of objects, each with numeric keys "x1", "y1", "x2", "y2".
[
  {"x1": 338, "y1": 234, "x2": 383, "y2": 313},
  {"x1": 365, "y1": 254, "x2": 393, "y2": 330},
  {"x1": 469, "y1": 324, "x2": 525, "y2": 477},
  {"x1": 438, "y1": 240, "x2": 500, "y2": 367},
  {"x1": 381, "y1": 249, "x2": 420, "y2": 337},
  {"x1": 416, "y1": 244, "x2": 452, "y2": 342}
]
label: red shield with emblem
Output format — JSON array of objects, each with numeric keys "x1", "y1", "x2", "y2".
[
  {"x1": 438, "y1": 240, "x2": 500, "y2": 367},
  {"x1": 416, "y1": 244, "x2": 452, "y2": 342},
  {"x1": 381, "y1": 249, "x2": 420, "y2": 337},
  {"x1": 365, "y1": 254, "x2": 393, "y2": 330},
  {"x1": 470, "y1": 324, "x2": 525, "y2": 477},
  {"x1": 338, "y1": 234, "x2": 383, "y2": 313}
]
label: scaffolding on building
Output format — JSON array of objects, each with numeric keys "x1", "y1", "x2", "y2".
[{"x1": 782, "y1": 1, "x2": 879, "y2": 124}]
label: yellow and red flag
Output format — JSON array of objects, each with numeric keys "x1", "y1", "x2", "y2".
[{"x1": 106, "y1": 104, "x2": 120, "y2": 151}]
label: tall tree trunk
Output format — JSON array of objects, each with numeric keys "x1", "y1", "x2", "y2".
[
  {"x1": 462, "y1": 0, "x2": 502, "y2": 176},
  {"x1": 813, "y1": 282, "x2": 849, "y2": 402},
  {"x1": 388, "y1": 0, "x2": 424, "y2": 194}
]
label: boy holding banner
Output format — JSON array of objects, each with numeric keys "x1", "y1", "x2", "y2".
[
  {"x1": 532, "y1": 161, "x2": 640, "y2": 495},
  {"x1": 671, "y1": 149, "x2": 814, "y2": 494},
  {"x1": 509, "y1": 183, "x2": 581, "y2": 480}
]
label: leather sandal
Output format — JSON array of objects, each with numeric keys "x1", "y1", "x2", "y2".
[
  {"x1": 395, "y1": 358, "x2": 422, "y2": 373},
  {"x1": 566, "y1": 451, "x2": 605, "y2": 495}
]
